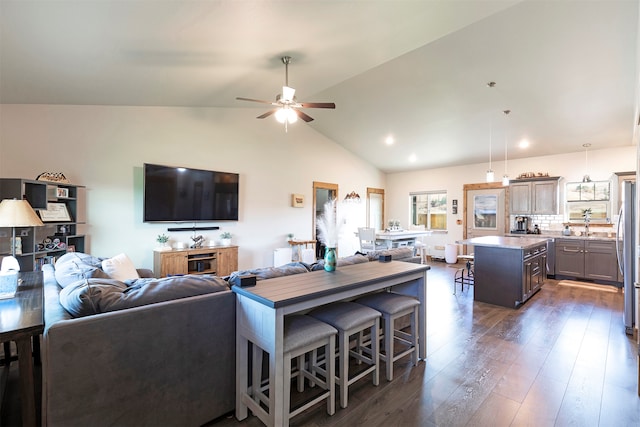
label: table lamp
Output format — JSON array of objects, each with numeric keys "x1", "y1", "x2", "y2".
[{"x1": 0, "y1": 198, "x2": 44, "y2": 270}]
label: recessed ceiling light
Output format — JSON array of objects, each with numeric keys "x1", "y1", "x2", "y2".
[
  {"x1": 409, "y1": 153, "x2": 417, "y2": 162},
  {"x1": 385, "y1": 136, "x2": 394, "y2": 145},
  {"x1": 519, "y1": 139, "x2": 530, "y2": 149}
]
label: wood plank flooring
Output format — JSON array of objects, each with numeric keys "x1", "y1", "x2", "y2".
[{"x1": 212, "y1": 262, "x2": 640, "y2": 427}]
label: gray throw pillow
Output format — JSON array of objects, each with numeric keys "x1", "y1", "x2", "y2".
[{"x1": 54, "y1": 252, "x2": 110, "y2": 288}]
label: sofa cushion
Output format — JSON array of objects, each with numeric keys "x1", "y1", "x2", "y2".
[
  {"x1": 59, "y1": 274, "x2": 229, "y2": 317},
  {"x1": 228, "y1": 262, "x2": 310, "y2": 286},
  {"x1": 101, "y1": 253, "x2": 140, "y2": 281},
  {"x1": 54, "y1": 252, "x2": 110, "y2": 288},
  {"x1": 365, "y1": 247, "x2": 415, "y2": 262},
  {"x1": 310, "y1": 254, "x2": 370, "y2": 271}
]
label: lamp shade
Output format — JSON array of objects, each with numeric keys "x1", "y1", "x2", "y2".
[{"x1": 0, "y1": 199, "x2": 44, "y2": 227}]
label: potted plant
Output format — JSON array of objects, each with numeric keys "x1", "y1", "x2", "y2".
[
  {"x1": 155, "y1": 233, "x2": 171, "y2": 251},
  {"x1": 220, "y1": 232, "x2": 232, "y2": 246},
  {"x1": 287, "y1": 233, "x2": 295, "y2": 242}
]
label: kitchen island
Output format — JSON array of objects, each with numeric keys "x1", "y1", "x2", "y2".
[{"x1": 457, "y1": 235, "x2": 550, "y2": 308}]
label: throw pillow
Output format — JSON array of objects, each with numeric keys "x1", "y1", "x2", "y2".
[
  {"x1": 101, "y1": 253, "x2": 140, "y2": 282},
  {"x1": 54, "y1": 252, "x2": 110, "y2": 288}
]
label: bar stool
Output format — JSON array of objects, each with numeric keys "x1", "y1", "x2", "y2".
[
  {"x1": 251, "y1": 315, "x2": 337, "y2": 427},
  {"x1": 309, "y1": 301, "x2": 381, "y2": 409},
  {"x1": 355, "y1": 292, "x2": 419, "y2": 381}
]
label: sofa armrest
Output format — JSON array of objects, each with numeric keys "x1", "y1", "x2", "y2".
[{"x1": 136, "y1": 268, "x2": 154, "y2": 278}]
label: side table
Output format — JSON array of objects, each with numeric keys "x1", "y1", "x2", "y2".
[{"x1": 0, "y1": 271, "x2": 44, "y2": 427}]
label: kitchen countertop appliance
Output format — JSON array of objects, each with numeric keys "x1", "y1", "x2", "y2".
[{"x1": 511, "y1": 216, "x2": 530, "y2": 234}]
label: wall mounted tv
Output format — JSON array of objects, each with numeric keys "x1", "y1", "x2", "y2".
[{"x1": 143, "y1": 163, "x2": 239, "y2": 222}]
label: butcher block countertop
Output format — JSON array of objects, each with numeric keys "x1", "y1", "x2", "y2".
[{"x1": 457, "y1": 235, "x2": 550, "y2": 250}]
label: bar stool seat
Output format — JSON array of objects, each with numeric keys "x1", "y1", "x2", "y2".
[
  {"x1": 355, "y1": 292, "x2": 419, "y2": 381},
  {"x1": 309, "y1": 301, "x2": 380, "y2": 409},
  {"x1": 251, "y1": 315, "x2": 337, "y2": 427}
]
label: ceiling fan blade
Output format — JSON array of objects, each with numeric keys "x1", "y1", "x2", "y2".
[
  {"x1": 294, "y1": 109, "x2": 314, "y2": 122},
  {"x1": 236, "y1": 97, "x2": 275, "y2": 105},
  {"x1": 299, "y1": 102, "x2": 336, "y2": 109},
  {"x1": 256, "y1": 109, "x2": 279, "y2": 119}
]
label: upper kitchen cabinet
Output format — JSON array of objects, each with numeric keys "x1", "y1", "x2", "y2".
[
  {"x1": 565, "y1": 180, "x2": 611, "y2": 223},
  {"x1": 509, "y1": 177, "x2": 561, "y2": 215}
]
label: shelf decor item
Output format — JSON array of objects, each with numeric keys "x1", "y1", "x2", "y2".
[
  {"x1": 38, "y1": 202, "x2": 72, "y2": 222},
  {"x1": 35, "y1": 172, "x2": 70, "y2": 183}
]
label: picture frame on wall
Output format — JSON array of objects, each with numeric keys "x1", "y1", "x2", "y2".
[
  {"x1": 291, "y1": 193, "x2": 304, "y2": 208},
  {"x1": 39, "y1": 202, "x2": 72, "y2": 222}
]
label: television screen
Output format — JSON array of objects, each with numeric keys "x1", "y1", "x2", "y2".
[{"x1": 143, "y1": 163, "x2": 239, "y2": 222}]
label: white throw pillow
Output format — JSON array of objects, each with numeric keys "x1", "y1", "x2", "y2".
[{"x1": 101, "y1": 253, "x2": 140, "y2": 281}]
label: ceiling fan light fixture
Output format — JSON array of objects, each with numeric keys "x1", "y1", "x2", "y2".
[
  {"x1": 282, "y1": 86, "x2": 295, "y2": 102},
  {"x1": 275, "y1": 107, "x2": 297, "y2": 124}
]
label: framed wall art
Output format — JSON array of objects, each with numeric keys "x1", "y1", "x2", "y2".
[
  {"x1": 39, "y1": 203, "x2": 72, "y2": 222},
  {"x1": 291, "y1": 194, "x2": 304, "y2": 208}
]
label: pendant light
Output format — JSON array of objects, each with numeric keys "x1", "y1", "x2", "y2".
[
  {"x1": 502, "y1": 109, "x2": 511, "y2": 186},
  {"x1": 582, "y1": 143, "x2": 591, "y2": 182},
  {"x1": 486, "y1": 82, "x2": 496, "y2": 182}
]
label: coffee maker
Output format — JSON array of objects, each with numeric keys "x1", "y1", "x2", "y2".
[{"x1": 513, "y1": 216, "x2": 530, "y2": 234}]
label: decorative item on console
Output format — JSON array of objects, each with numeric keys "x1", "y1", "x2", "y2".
[
  {"x1": 191, "y1": 234, "x2": 205, "y2": 249},
  {"x1": 516, "y1": 172, "x2": 550, "y2": 179},
  {"x1": 220, "y1": 232, "x2": 232, "y2": 246},
  {"x1": 316, "y1": 198, "x2": 345, "y2": 272},
  {"x1": 155, "y1": 233, "x2": 171, "y2": 251}
]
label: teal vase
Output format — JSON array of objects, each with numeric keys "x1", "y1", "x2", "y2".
[{"x1": 324, "y1": 247, "x2": 336, "y2": 272}]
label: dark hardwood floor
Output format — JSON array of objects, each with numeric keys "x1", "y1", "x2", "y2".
[
  {"x1": 213, "y1": 261, "x2": 640, "y2": 427},
  {"x1": 2, "y1": 262, "x2": 638, "y2": 426}
]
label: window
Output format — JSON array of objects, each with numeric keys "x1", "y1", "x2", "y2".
[{"x1": 410, "y1": 192, "x2": 447, "y2": 230}]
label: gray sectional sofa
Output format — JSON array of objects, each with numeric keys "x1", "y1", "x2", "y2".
[
  {"x1": 41, "y1": 253, "x2": 236, "y2": 427},
  {"x1": 40, "y1": 247, "x2": 419, "y2": 426}
]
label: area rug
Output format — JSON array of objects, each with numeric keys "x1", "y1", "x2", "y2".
[{"x1": 557, "y1": 280, "x2": 619, "y2": 293}]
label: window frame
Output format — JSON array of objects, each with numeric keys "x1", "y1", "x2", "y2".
[{"x1": 410, "y1": 191, "x2": 447, "y2": 231}]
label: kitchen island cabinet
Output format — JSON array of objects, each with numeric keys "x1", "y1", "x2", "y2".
[{"x1": 458, "y1": 236, "x2": 549, "y2": 308}]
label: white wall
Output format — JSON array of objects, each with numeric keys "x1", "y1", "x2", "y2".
[
  {"x1": 386, "y1": 146, "x2": 637, "y2": 251},
  {"x1": 0, "y1": 104, "x2": 385, "y2": 270}
]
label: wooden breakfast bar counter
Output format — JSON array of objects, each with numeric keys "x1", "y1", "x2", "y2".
[{"x1": 232, "y1": 260, "x2": 430, "y2": 427}]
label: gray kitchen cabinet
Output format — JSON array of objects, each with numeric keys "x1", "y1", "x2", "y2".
[
  {"x1": 509, "y1": 177, "x2": 560, "y2": 215},
  {"x1": 555, "y1": 238, "x2": 619, "y2": 283}
]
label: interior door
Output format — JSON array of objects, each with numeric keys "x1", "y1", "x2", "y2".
[
  {"x1": 367, "y1": 187, "x2": 385, "y2": 231},
  {"x1": 313, "y1": 181, "x2": 338, "y2": 258},
  {"x1": 463, "y1": 183, "x2": 507, "y2": 254}
]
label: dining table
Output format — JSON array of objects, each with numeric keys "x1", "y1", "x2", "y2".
[
  {"x1": 232, "y1": 260, "x2": 430, "y2": 427},
  {"x1": 375, "y1": 229, "x2": 432, "y2": 249}
]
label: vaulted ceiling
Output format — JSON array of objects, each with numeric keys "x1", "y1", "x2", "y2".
[{"x1": 1, "y1": 1, "x2": 637, "y2": 173}]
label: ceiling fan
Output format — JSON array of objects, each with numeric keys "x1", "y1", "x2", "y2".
[{"x1": 236, "y1": 56, "x2": 336, "y2": 128}]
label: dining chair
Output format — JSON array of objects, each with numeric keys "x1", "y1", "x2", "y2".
[{"x1": 358, "y1": 227, "x2": 385, "y2": 253}]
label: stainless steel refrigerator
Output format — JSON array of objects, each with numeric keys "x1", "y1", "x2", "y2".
[{"x1": 617, "y1": 180, "x2": 635, "y2": 335}]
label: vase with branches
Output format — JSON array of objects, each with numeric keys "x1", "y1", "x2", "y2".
[{"x1": 316, "y1": 199, "x2": 345, "y2": 271}]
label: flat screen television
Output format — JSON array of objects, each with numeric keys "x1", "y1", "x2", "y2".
[{"x1": 143, "y1": 163, "x2": 239, "y2": 222}]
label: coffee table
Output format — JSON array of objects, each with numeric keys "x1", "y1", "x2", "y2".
[{"x1": 0, "y1": 271, "x2": 44, "y2": 427}]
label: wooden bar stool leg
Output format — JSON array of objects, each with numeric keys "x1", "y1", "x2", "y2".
[{"x1": 339, "y1": 330, "x2": 349, "y2": 409}]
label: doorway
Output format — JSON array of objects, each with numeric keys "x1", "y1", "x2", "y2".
[
  {"x1": 313, "y1": 181, "x2": 338, "y2": 258},
  {"x1": 463, "y1": 182, "x2": 509, "y2": 254},
  {"x1": 367, "y1": 187, "x2": 385, "y2": 231}
]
